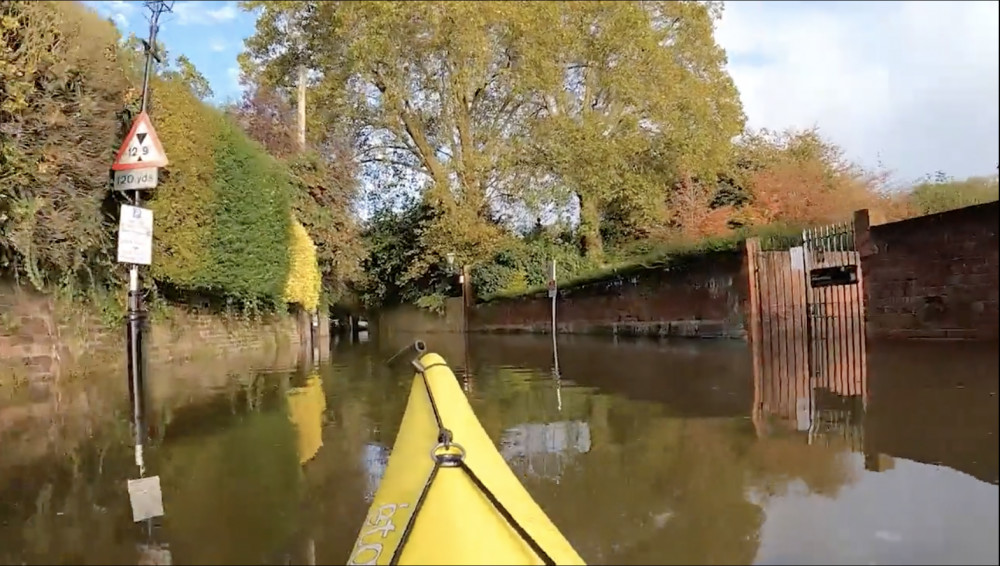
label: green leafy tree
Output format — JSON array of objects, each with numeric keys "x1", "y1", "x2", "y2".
[
  {"x1": 909, "y1": 174, "x2": 999, "y2": 216},
  {"x1": 163, "y1": 54, "x2": 214, "y2": 101},
  {"x1": 525, "y1": 1, "x2": 745, "y2": 259},
  {"x1": 240, "y1": 0, "x2": 744, "y2": 279}
]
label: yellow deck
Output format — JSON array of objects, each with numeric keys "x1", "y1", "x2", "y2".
[{"x1": 346, "y1": 352, "x2": 585, "y2": 566}]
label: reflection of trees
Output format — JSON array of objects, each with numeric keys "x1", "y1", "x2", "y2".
[
  {"x1": 360, "y1": 442, "x2": 390, "y2": 502},
  {"x1": 286, "y1": 371, "x2": 327, "y2": 465},
  {"x1": 277, "y1": 355, "x2": 414, "y2": 564},
  {"x1": 500, "y1": 421, "x2": 591, "y2": 482},
  {"x1": 0, "y1": 429, "x2": 140, "y2": 564},
  {"x1": 524, "y1": 405, "x2": 766, "y2": 565},
  {"x1": 157, "y1": 402, "x2": 303, "y2": 563},
  {"x1": 459, "y1": 357, "x2": 859, "y2": 565}
]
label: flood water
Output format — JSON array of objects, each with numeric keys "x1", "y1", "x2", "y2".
[{"x1": 1, "y1": 332, "x2": 997, "y2": 565}]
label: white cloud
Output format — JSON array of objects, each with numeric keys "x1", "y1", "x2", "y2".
[
  {"x1": 209, "y1": 38, "x2": 227, "y2": 52},
  {"x1": 84, "y1": 0, "x2": 138, "y2": 28},
  {"x1": 171, "y1": 1, "x2": 239, "y2": 26},
  {"x1": 715, "y1": 0, "x2": 1000, "y2": 184}
]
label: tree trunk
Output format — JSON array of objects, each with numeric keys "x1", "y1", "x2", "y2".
[
  {"x1": 297, "y1": 64, "x2": 307, "y2": 152},
  {"x1": 577, "y1": 192, "x2": 603, "y2": 261}
]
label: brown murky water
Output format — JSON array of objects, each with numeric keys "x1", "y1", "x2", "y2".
[{"x1": 0, "y1": 333, "x2": 997, "y2": 565}]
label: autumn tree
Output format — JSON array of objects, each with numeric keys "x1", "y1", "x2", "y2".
[
  {"x1": 729, "y1": 128, "x2": 886, "y2": 229},
  {"x1": 1, "y1": 0, "x2": 131, "y2": 290},
  {"x1": 228, "y1": 83, "x2": 298, "y2": 158},
  {"x1": 241, "y1": 1, "x2": 549, "y2": 281}
]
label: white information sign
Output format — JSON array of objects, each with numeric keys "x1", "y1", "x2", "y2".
[
  {"x1": 117, "y1": 204, "x2": 154, "y2": 266},
  {"x1": 789, "y1": 246, "x2": 805, "y2": 272},
  {"x1": 114, "y1": 167, "x2": 159, "y2": 191}
]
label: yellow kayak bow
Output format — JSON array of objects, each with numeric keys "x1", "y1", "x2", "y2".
[{"x1": 347, "y1": 343, "x2": 585, "y2": 566}]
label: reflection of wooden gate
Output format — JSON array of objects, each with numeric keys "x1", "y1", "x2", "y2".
[{"x1": 748, "y1": 221, "x2": 867, "y2": 431}]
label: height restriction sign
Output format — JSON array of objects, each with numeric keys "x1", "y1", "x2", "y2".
[{"x1": 112, "y1": 111, "x2": 168, "y2": 171}]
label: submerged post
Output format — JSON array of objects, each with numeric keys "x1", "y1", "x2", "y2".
[
  {"x1": 548, "y1": 259, "x2": 559, "y2": 373},
  {"x1": 123, "y1": 1, "x2": 170, "y2": 451},
  {"x1": 120, "y1": 2, "x2": 173, "y2": 529}
]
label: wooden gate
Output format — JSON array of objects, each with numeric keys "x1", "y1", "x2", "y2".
[
  {"x1": 801, "y1": 222, "x2": 867, "y2": 400},
  {"x1": 748, "y1": 221, "x2": 867, "y2": 432}
]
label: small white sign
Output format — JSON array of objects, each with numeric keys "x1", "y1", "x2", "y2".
[
  {"x1": 117, "y1": 204, "x2": 153, "y2": 265},
  {"x1": 114, "y1": 167, "x2": 158, "y2": 191},
  {"x1": 127, "y1": 475, "x2": 164, "y2": 522},
  {"x1": 789, "y1": 246, "x2": 805, "y2": 272}
]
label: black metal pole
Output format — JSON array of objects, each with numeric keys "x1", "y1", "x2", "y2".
[{"x1": 128, "y1": 2, "x2": 165, "y2": 458}]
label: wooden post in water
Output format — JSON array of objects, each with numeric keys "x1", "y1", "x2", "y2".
[
  {"x1": 548, "y1": 259, "x2": 559, "y2": 375},
  {"x1": 745, "y1": 238, "x2": 765, "y2": 436},
  {"x1": 461, "y1": 264, "x2": 472, "y2": 333}
]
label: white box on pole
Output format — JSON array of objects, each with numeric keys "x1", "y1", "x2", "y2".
[{"x1": 117, "y1": 204, "x2": 154, "y2": 266}]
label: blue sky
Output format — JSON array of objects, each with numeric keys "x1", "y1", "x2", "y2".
[
  {"x1": 83, "y1": 0, "x2": 256, "y2": 106},
  {"x1": 83, "y1": 0, "x2": 1000, "y2": 186}
]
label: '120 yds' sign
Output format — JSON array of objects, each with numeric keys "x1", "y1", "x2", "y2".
[{"x1": 114, "y1": 167, "x2": 158, "y2": 191}]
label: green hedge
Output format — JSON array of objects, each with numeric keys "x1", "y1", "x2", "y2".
[
  {"x1": 1, "y1": 1, "x2": 300, "y2": 309},
  {"x1": 145, "y1": 80, "x2": 293, "y2": 308},
  {"x1": 201, "y1": 120, "x2": 291, "y2": 306}
]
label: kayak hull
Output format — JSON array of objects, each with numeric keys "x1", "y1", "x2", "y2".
[{"x1": 347, "y1": 352, "x2": 585, "y2": 566}]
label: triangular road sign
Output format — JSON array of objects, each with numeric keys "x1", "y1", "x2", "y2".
[{"x1": 112, "y1": 111, "x2": 169, "y2": 171}]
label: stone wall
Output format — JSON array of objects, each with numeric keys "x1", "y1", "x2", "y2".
[
  {"x1": 469, "y1": 250, "x2": 748, "y2": 339},
  {"x1": 0, "y1": 283, "x2": 307, "y2": 382},
  {"x1": 858, "y1": 201, "x2": 999, "y2": 340}
]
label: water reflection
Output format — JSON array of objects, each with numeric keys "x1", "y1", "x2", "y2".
[
  {"x1": 0, "y1": 334, "x2": 996, "y2": 565},
  {"x1": 500, "y1": 421, "x2": 592, "y2": 482},
  {"x1": 360, "y1": 442, "x2": 389, "y2": 503},
  {"x1": 286, "y1": 369, "x2": 326, "y2": 465}
]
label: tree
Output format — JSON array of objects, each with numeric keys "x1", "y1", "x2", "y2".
[
  {"x1": 728, "y1": 128, "x2": 885, "y2": 228},
  {"x1": 240, "y1": 0, "x2": 745, "y2": 278},
  {"x1": 229, "y1": 83, "x2": 298, "y2": 158},
  {"x1": 241, "y1": 1, "x2": 543, "y2": 279},
  {"x1": 908, "y1": 174, "x2": 999, "y2": 216},
  {"x1": 228, "y1": 81, "x2": 365, "y2": 302},
  {"x1": 163, "y1": 54, "x2": 214, "y2": 101},
  {"x1": 525, "y1": 1, "x2": 745, "y2": 259},
  {"x1": 1, "y1": 0, "x2": 132, "y2": 290}
]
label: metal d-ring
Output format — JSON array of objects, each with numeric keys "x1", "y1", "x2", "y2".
[{"x1": 431, "y1": 441, "x2": 466, "y2": 467}]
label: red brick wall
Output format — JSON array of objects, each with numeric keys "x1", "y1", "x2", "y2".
[
  {"x1": 0, "y1": 284, "x2": 308, "y2": 381},
  {"x1": 860, "y1": 201, "x2": 999, "y2": 340},
  {"x1": 470, "y1": 250, "x2": 748, "y2": 339}
]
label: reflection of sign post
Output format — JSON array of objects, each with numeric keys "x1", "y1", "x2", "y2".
[
  {"x1": 117, "y1": 204, "x2": 154, "y2": 266},
  {"x1": 548, "y1": 258, "x2": 559, "y2": 377},
  {"x1": 547, "y1": 260, "x2": 557, "y2": 299}
]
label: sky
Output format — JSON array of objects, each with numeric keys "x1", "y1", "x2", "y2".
[{"x1": 83, "y1": 0, "x2": 1000, "y2": 186}]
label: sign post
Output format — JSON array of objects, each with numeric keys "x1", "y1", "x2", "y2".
[{"x1": 112, "y1": 0, "x2": 172, "y2": 530}]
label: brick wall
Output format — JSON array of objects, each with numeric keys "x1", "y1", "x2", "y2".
[
  {"x1": 859, "y1": 201, "x2": 999, "y2": 340},
  {"x1": 0, "y1": 283, "x2": 307, "y2": 382},
  {"x1": 470, "y1": 250, "x2": 748, "y2": 339}
]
